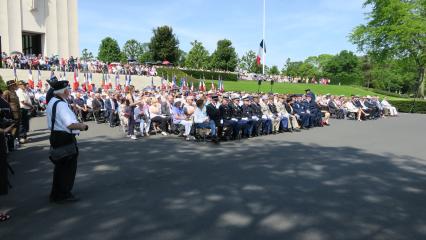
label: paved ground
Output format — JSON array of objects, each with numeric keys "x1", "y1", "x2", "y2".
[{"x1": 1, "y1": 114, "x2": 426, "y2": 240}]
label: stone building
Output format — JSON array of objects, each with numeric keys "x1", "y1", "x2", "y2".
[{"x1": 0, "y1": 0, "x2": 79, "y2": 57}]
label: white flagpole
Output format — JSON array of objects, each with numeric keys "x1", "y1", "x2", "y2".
[{"x1": 262, "y1": 0, "x2": 266, "y2": 75}]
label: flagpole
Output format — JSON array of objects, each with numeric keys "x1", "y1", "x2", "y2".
[{"x1": 262, "y1": 0, "x2": 266, "y2": 75}]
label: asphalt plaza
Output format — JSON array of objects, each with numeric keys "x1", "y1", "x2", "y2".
[{"x1": 1, "y1": 114, "x2": 426, "y2": 240}]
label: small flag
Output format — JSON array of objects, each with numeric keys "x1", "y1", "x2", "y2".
[
  {"x1": 210, "y1": 80, "x2": 215, "y2": 91},
  {"x1": 37, "y1": 69, "x2": 42, "y2": 89},
  {"x1": 115, "y1": 73, "x2": 119, "y2": 88},
  {"x1": 73, "y1": 70, "x2": 79, "y2": 91},
  {"x1": 256, "y1": 40, "x2": 266, "y2": 66},
  {"x1": 13, "y1": 67, "x2": 17, "y2": 80},
  {"x1": 219, "y1": 80, "x2": 225, "y2": 92},
  {"x1": 28, "y1": 69, "x2": 34, "y2": 89},
  {"x1": 190, "y1": 81, "x2": 194, "y2": 92}
]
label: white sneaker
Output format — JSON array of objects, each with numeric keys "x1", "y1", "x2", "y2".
[
  {"x1": 127, "y1": 135, "x2": 131, "y2": 138},
  {"x1": 131, "y1": 135, "x2": 138, "y2": 140},
  {"x1": 161, "y1": 132, "x2": 168, "y2": 136}
]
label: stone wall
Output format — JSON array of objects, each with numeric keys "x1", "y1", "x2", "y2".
[{"x1": 0, "y1": 68, "x2": 162, "y2": 90}]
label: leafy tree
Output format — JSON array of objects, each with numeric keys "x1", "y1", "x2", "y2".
[
  {"x1": 210, "y1": 39, "x2": 238, "y2": 71},
  {"x1": 138, "y1": 43, "x2": 152, "y2": 63},
  {"x1": 149, "y1": 26, "x2": 180, "y2": 63},
  {"x1": 351, "y1": 0, "x2": 426, "y2": 97},
  {"x1": 98, "y1": 37, "x2": 122, "y2": 63},
  {"x1": 81, "y1": 48, "x2": 94, "y2": 61},
  {"x1": 283, "y1": 59, "x2": 303, "y2": 78},
  {"x1": 323, "y1": 50, "x2": 363, "y2": 85},
  {"x1": 268, "y1": 65, "x2": 280, "y2": 75},
  {"x1": 123, "y1": 39, "x2": 143, "y2": 61},
  {"x1": 177, "y1": 50, "x2": 187, "y2": 67},
  {"x1": 239, "y1": 50, "x2": 262, "y2": 73},
  {"x1": 0, "y1": 75, "x2": 6, "y2": 91},
  {"x1": 299, "y1": 62, "x2": 318, "y2": 82},
  {"x1": 185, "y1": 40, "x2": 210, "y2": 69}
]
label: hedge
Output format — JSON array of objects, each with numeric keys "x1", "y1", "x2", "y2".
[
  {"x1": 361, "y1": 87, "x2": 411, "y2": 99},
  {"x1": 0, "y1": 75, "x2": 6, "y2": 91},
  {"x1": 389, "y1": 99, "x2": 426, "y2": 114},
  {"x1": 181, "y1": 69, "x2": 238, "y2": 81},
  {"x1": 156, "y1": 68, "x2": 197, "y2": 82}
]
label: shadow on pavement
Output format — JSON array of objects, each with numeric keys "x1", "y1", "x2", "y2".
[{"x1": 1, "y1": 130, "x2": 426, "y2": 240}]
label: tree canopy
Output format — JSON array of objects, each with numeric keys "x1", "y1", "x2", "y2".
[
  {"x1": 149, "y1": 26, "x2": 180, "y2": 63},
  {"x1": 210, "y1": 39, "x2": 238, "y2": 71},
  {"x1": 239, "y1": 50, "x2": 262, "y2": 73},
  {"x1": 185, "y1": 40, "x2": 210, "y2": 69},
  {"x1": 122, "y1": 39, "x2": 143, "y2": 61},
  {"x1": 98, "y1": 37, "x2": 122, "y2": 63},
  {"x1": 350, "y1": 0, "x2": 426, "y2": 97}
]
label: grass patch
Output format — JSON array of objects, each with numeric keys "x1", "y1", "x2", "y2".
[{"x1": 197, "y1": 80, "x2": 405, "y2": 100}]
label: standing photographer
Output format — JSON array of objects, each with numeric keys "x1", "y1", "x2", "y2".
[{"x1": 46, "y1": 80, "x2": 88, "y2": 204}]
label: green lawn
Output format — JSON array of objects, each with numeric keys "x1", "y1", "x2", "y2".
[{"x1": 196, "y1": 80, "x2": 405, "y2": 100}]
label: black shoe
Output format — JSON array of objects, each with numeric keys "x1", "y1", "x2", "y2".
[{"x1": 50, "y1": 195, "x2": 80, "y2": 204}]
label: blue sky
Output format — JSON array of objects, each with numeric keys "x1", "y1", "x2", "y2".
[{"x1": 79, "y1": 0, "x2": 367, "y2": 67}]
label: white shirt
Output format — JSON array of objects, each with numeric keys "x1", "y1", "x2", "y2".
[
  {"x1": 16, "y1": 88, "x2": 32, "y2": 109},
  {"x1": 47, "y1": 97, "x2": 80, "y2": 134}
]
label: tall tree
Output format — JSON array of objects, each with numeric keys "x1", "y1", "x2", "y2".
[
  {"x1": 185, "y1": 40, "x2": 210, "y2": 69},
  {"x1": 81, "y1": 48, "x2": 94, "y2": 61},
  {"x1": 268, "y1": 65, "x2": 280, "y2": 75},
  {"x1": 350, "y1": 0, "x2": 426, "y2": 97},
  {"x1": 323, "y1": 50, "x2": 363, "y2": 85},
  {"x1": 122, "y1": 39, "x2": 143, "y2": 61},
  {"x1": 239, "y1": 50, "x2": 262, "y2": 73},
  {"x1": 149, "y1": 26, "x2": 180, "y2": 63},
  {"x1": 138, "y1": 43, "x2": 152, "y2": 63},
  {"x1": 98, "y1": 37, "x2": 122, "y2": 63},
  {"x1": 210, "y1": 39, "x2": 238, "y2": 71}
]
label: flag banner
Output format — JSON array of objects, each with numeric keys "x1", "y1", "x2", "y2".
[
  {"x1": 257, "y1": 40, "x2": 266, "y2": 66},
  {"x1": 73, "y1": 70, "x2": 79, "y2": 91},
  {"x1": 37, "y1": 69, "x2": 42, "y2": 89},
  {"x1": 28, "y1": 69, "x2": 34, "y2": 89},
  {"x1": 190, "y1": 81, "x2": 194, "y2": 92},
  {"x1": 115, "y1": 73, "x2": 119, "y2": 88}
]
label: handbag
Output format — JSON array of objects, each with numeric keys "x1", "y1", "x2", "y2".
[{"x1": 49, "y1": 100, "x2": 77, "y2": 164}]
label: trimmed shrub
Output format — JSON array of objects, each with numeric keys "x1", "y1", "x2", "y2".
[
  {"x1": 0, "y1": 75, "x2": 6, "y2": 91},
  {"x1": 361, "y1": 87, "x2": 411, "y2": 98},
  {"x1": 181, "y1": 69, "x2": 238, "y2": 81},
  {"x1": 156, "y1": 68, "x2": 197, "y2": 82},
  {"x1": 388, "y1": 99, "x2": 426, "y2": 114}
]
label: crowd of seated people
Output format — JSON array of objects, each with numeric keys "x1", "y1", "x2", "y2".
[
  {"x1": 1, "y1": 53, "x2": 157, "y2": 76},
  {"x1": 31, "y1": 84, "x2": 398, "y2": 143}
]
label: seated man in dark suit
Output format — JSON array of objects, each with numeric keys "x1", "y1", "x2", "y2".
[
  {"x1": 206, "y1": 95, "x2": 222, "y2": 137},
  {"x1": 105, "y1": 94, "x2": 119, "y2": 127},
  {"x1": 91, "y1": 93, "x2": 104, "y2": 124}
]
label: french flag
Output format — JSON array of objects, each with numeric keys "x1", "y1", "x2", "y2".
[
  {"x1": 256, "y1": 40, "x2": 266, "y2": 66},
  {"x1": 210, "y1": 80, "x2": 215, "y2": 91},
  {"x1": 219, "y1": 80, "x2": 224, "y2": 92},
  {"x1": 73, "y1": 70, "x2": 79, "y2": 91},
  {"x1": 28, "y1": 69, "x2": 34, "y2": 89},
  {"x1": 37, "y1": 69, "x2": 42, "y2": 89}
]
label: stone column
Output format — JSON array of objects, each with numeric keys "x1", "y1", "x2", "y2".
[
  {"x1": 44, "y1": 0, "x2": 58, "y2": 56},
  {"x1": 0, "y1": 0, "x2": 10, "y2": 53},
  {"x1": 68, "y1": 0, "x2": 79, "y2": 57},
  {"x1": 56, "y1": 0, "x2": 69, "y2": 57},
  {"x1": 7, "y1": 0, "x2": 23, "y2": 53}
]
